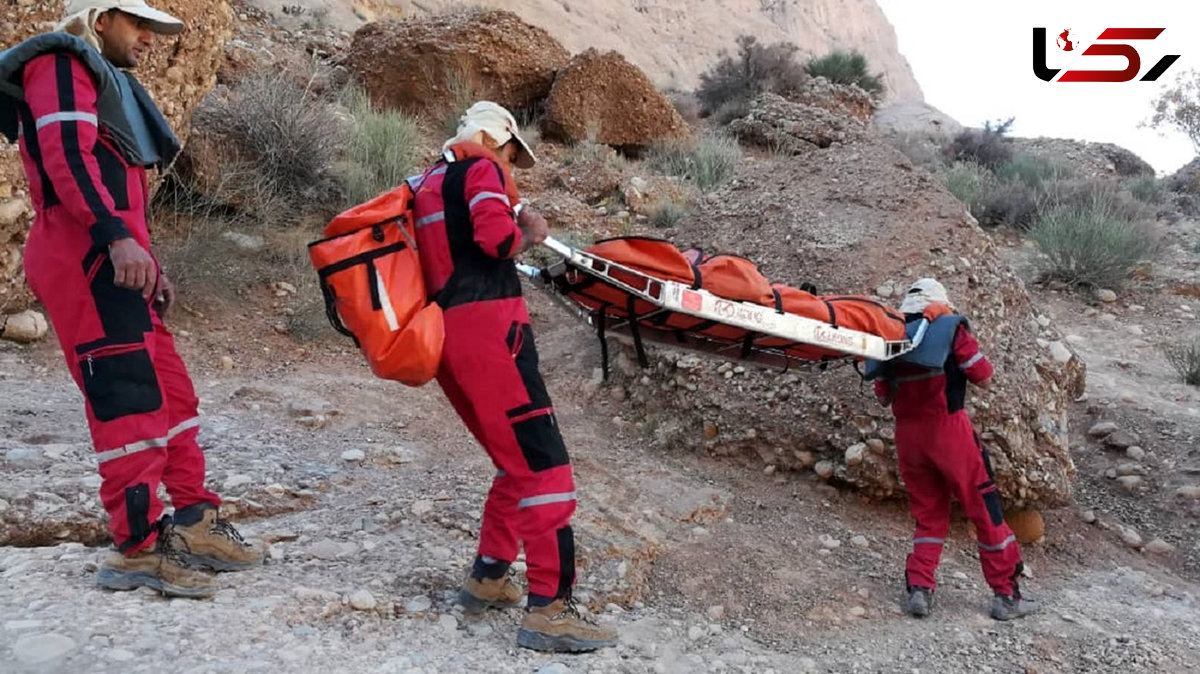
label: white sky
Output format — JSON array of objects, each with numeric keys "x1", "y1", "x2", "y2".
[{"x1": 876, "y1": 0, "x2": 1198, "y2": 175}]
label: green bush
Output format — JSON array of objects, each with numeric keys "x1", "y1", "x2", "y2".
[
  {"x1": 994, "y1": 153, "x2": 1069, "y2": 188},
  {"x1": 945, "y1": 118, "x2": 1014, "y2": 170},
  {"x1": 941, "y1": 161, "x2": 997, "y2": 219},
  {"x1": 1030, "y1": 201, "x2": 1159, "y2": 289},
  {"x1": 805, "y1": 50, "x2": 884, "y2": 96},
  {"x1": 650, "y1": 200, "x2": 688, "y2": 229},
  {"x1": 981, "y1": 181, "x2": 1039, "y2": 228},
  {"x1": 1163, "y1": 336, "x2": 1200, "y2": 386},
  {"x1": 1038, "y1": 178, "x2": 1154, "y2": 224},
  {"x1": 1124, "y1": 175, "x2": 1165, "y2": 204},
  {"x1": 341, "y1": 88, "x2": 423, "y2": 206},
  {"x1": 648, "y1": 134, "x2": 743, "y2": 191},
  {"x1": 697, "y1": 35, "x2": 808, "y2": 116}
]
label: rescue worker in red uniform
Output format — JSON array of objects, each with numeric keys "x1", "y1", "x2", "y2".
[
  {"x1": 411, "y1": 101, "x2": 618, "y2": 652},
  {"x1": 0, "y1": 0, "x2": 265, "y2": 599},
  {"x1": 870, "y1": 279, "x2": 1041, "y2": 621}
]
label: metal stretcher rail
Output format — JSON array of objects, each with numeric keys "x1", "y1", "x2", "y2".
[{"x1": 518, "y1": 237, "x2": 916, "y2": 371}]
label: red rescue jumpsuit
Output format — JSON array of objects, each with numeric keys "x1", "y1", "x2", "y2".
[
  {"x1": 875, "y1": 325, "x2": 1025, "y2": 597},
  {"x1": 413, "y1": 147, "x2": 576, "y2": 604},
  {"x1": 18, "y1": 52, "x2": 219, "y2": 554}
]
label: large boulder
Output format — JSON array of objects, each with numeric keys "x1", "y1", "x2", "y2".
[
  {"x1": 542, "y1": 49, "x2": 689, "y2": 151},
  {"x1": 0, "y1": 0, "x2": 234, "y2": 319},
  {"x1": 729, "y1": 93, "x2": 867, "y2": 155},
  {"x1": 345, "y1": 9, "x2": 569, "y2": 116},
  {"x1": 608, "y1": 137, "x2": 1084, "y2": 509}
]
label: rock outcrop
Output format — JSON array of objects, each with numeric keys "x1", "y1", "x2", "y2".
[
  {"x1": 543, "y1": 49, "x2": 689, "y2": 151},
  {"x1": 345, "y1": 9, "x2": 569, "y2": 117},
  {"x1": 729, "y1": 93, "x2": 867, "y2": 154},
  {"x1": 0, "y1": 0, "x2": 234, "y2": 318}
]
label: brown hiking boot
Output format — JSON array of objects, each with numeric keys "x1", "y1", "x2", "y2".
[
  {"x1": 516, "y1": 598, "x2": 618, "y2": 652},
  {"x1": 458, "y1": 574, "x2": 524, "y2": 613},
  {"x1": 95, "y1": 536, "x2": 215, "y2": 599},
  {"x1": 168, "y1": 505, "x2": 267, "y2": 572}
]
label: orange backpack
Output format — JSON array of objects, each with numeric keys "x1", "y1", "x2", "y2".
[{"x1": 307, "y1": 179, "x2": 444, "y2": 385}]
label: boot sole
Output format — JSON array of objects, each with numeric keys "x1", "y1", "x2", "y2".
[
  {"x1": 183, "y1": 552, "x2": 264, "y2": 573},
  {"x1": 96, "y1": 568, "x2": 214, "y2": 599},
  {"x1": 515, "y1": 628, "x2": 617, "y2": 653},
  {"x1": 991, "y1": 608, "x2": 1042, "y2": 621},
  {"x1": 457, "y1": 587, "x2": 522, "y2": 613}
]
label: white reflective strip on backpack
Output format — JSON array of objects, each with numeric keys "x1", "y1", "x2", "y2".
[{"x1": 375, "y1": 272, "x2": 400, "y2": 332}]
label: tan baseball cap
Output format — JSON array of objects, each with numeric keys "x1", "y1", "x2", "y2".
[
  {"x1": 65, "y1": 0, "x2": 185, "y2": 35},
  {"x1": 455, "y1": 101, "x2": 538, "y2": 169}
]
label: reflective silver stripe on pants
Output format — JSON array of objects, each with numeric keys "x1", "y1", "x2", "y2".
[
  {"x1": 517, "y1": 491, "x2": 576, "y2": 509},
  {"x1": 36, "y1": 111, "x2": 99, "y2": 130},
  {"x1": 469, "y1": 191, "x2": 510, "y2": 210},
  {"x1": 416, "y1": 211, "x2": 444, "y2": 228},
  {"x1": 95, "y1": 417, "x2": 202, "y2": 464},
  {"x1": 959, "y1": 353, "x2": 984, "y2": 370},
  {"x1": 978, "y1": 534, "x2": 1017, "y2": 552},
  {"x1": 913, "y1": 537, "x2": 945, "y2": 546}
]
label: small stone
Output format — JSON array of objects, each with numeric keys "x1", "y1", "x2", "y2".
[
  {"x1": 1121, "y1": 528, "x2": 1143, "y2": 549},
  {"x1": 850, "y1": 535, "x2": 870, "y2": 549},
  {"x1": 349, "y1": 589, "x2": 377, "y2": 611},
  {"x1": 1105, "y1": 431, "x2": 1138, "y2": 450},
  {"x1": 849, "y1": 606, "x2": 867, "y2": 617},
  {"x1": 536, "y1": 664, "x2": 571, "y2": 674},
  {"x1": 1008, "y1": 510, "x2": 1045, "y2": 543},
  {"x1": 1080, "y1": 510, "x2": 1097, "y2": 524},
  {"x1": 875, "y1": 285, "x2": 894, "y2": 298},
  {"x1": 814, "y1": 461, "x2": 835, "y2": 480},
  {"x1": 467, "y1": 623, "x2": 494, "y2": 638},
  {"x1": 309, "y1": 539, "x2": 342, "y2": 561},
  {"x1": 707, "y1": 605, "x2": 726, "y2": 620},
  {"x1": 1126, "y1": 446, "x2": 1146, "y2": 461},
  {"x1": 1105, "y1": 468, "x2": 1118, "y2": 479},
  {"x1": 819, "y1": 534, "x2": 841, "y2": 550},
  {"x1": 220, "y1": 356, "x2": 235, "y2": 370},
  {"x1": 221, "y1": 231, "x2": 265, "y2": 251},
  {"x1": 1145, "y1": 539, "x2": 1175, "y2": 556},
  {"x1": 1173, "y1": 485, "x2": 1200, "y2": 500},
  {"x1": 405, "y1": 596, "x2": 433, "y2": 613},
  {"x1": 1048, "y1": 341, "x2": 1073, "y2": 364},
  {"x1": 1, "y1": 310, "x2": 49, "y2": 343},
  {"x1": 866, "y1": 439, "x2": 887, "y2": 454},
  {"x1": 687, "y1": 625, "x2": 706, "y2": 641},
  {"x1": 222, "y1": 474, "x2": 253, "y2": 490},
  {"x1": 952, "y1": 571, "x2": 970, "y2": 581},
  {"x1": 341, "y1": 449, "x2": 366, "y2": 463},
  {"x1": 437, "y1": 614, "x2": 458, "y2": 631},
  {"x1": 844, "y1": 443, "x2": 866, "y2": 466},
  {"x1": 1088, "y1": 422, "x2": 1118, "y2": 438},
  {"x1": 1095, "y1": 289, "x2": 1118, "y2": 303},
  {"x1": 703, "y1": 423, "x2": 719, "y2": 440},
  {"x1": 411, "y1": 500, "x2": 435, "y2": 516},
  {"x1": 5, "y1": 447, "x2": 42, "y2": 465},
  {"x1": 13, "y1": 633, "x2": 76, "y2": 665},
  {"x1": 1116, "y1": 476, "x2": 1143, "y2": 494}
]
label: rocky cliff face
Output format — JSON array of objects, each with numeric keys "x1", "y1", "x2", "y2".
[
  {"x1": 250, "y1": 0, "x2": 923, "y2": 102},
  {"x1": 1, "y1": 0, "x2": 234, "y2": 318}
]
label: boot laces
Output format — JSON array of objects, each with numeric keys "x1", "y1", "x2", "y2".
[
  {"x1": 212, "y1": 517, "x2": 249, "y2": 547},
  {"x1": 559, "y1": 595, "x2": 598, "y2": 625},
  {"x1": 157, "y1": 529, "x2": 193, "y2": 568}
]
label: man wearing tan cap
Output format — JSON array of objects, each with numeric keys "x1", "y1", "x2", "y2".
[
  {"x1": 408, "y1": 101, "x2": 618, "y2": 652},
  {"x1": 0, "y1": 0, "x2": 265, "y2": 599}
]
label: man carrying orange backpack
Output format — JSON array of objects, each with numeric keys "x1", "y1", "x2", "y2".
[{"x1": 410, "y1": 101, "x2": 617, "y2": 653}]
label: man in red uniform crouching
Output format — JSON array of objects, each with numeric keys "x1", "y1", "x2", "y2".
[
  {"x1": 872, "y1": 278, "x2": 1041, "y2": 621},
  {"x1": 411, "y1": 101, "x2": 618, "y2": 652},
  {"x1": 0, "y1": 0, "x2": 265, "y2": 599}
]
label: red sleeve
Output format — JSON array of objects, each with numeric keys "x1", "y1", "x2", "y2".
[
  {"x1": 953, "y1": 326, "x2": 994, "y2": 384},
  {"x1": 24, "y1": 53, "x2": 130, "y2": 247},
  {"x1": 464, "y1": 159, "x2": 522, "y2": 259}
]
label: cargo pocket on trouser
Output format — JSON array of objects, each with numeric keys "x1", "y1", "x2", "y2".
[
  {"x1": 506, "y1": 321, "x2": 569, "y2": 472},
  {"x1": 78, "y1": 343, "x2": 163, "y2": 423},
  {"x1": 82, "y1": 249, "x2": 154, "y2": 343}
]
